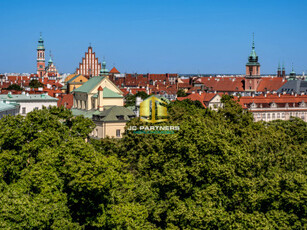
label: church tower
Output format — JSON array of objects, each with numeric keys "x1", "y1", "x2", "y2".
[
  {"x1": 277, "y1": 62, "x2": 281, "y2": 77},
  {"x1": 245, "y1": 33, "x2": 261, "y2": 91},
  {"x1": 37, "y1": 33, "x2": 46, "y2": 77}
]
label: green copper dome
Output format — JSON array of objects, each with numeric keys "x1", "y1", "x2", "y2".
[
  {"x1": 246, "y1": 33, "x2": 260, "y2": 66},
  {"x1": 37, "y1": 33, "x2": 45, "y2": 50}
]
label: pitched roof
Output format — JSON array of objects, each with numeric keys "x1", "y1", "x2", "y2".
[
  {"x1": 236, "y1": 94, "x2": 307, "y2": 109},
  {"x1": 103, "y1": 87, "x2": 123, "y2": 98},
  {"x1": 93, "y1": 106, "x2": 135, "y2": 122},
  {"x1": 92, "y1": 87, "x2": 123, "y2": 98},
  {"x1": 57, "y1": 94, "x2": 73, "y2": 109},
  {"x1": 277, "y1": 79, "x2": 307, "y2": 94},
  {"x1": 73, "y1": 76, "x2": 105, "y2": 93},
  {"x1": 257, "y1": 78, "x2": 287, "y2": 92},
  {"x1": 0, "y1": 102, "x2": 18, "y2": 112},
  {"x1": 110, "y1": 67, "x2": 120, "y2": 74}
]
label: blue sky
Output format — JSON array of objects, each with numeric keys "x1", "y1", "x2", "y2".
[{"x1": 0, "y1": 0, "x2": 306, "y2": 74}]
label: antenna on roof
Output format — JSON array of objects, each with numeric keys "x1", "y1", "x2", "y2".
[{"x1": 89, "y1": 42, "x2": 92, "y2": 48}]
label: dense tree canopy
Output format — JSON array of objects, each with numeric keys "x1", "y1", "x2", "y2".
[
  {"x1": 0, "y1": 99, "x2": 306, "y2": 229},
  {"x1": 29, "y1": 79, "x2": 44, "y2": 88},
  {"x1": 5, "y1": 83, "x2": 23, "y2": 91}
]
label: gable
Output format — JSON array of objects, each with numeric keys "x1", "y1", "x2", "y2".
[{"x1": 90, "y1": 77, "x2": 123, "y2": 95}]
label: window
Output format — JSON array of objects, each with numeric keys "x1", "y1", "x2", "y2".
[
  {"x1": 116, "y1": 129, "x2": 121, "y2": 138},
  {"x1": 277, "y1": 113, "x2": 280, "y2": 119},
  {"x1": 272, "y1": 113, "x2": 275, "y2": 119},
  {"x1": 282, "y1": 113, "x2": 285, "y2": 118},
  {"x1": 267, "y1": 113, "x2": 271, "y2": 119},
  {"x1": 22, "y1": 107, "x2": 26, "y2": 114},
  {"x1": 117, "y1": 115, "x2": 124, "y2": 120},
  {"x1": 34, "y1": 107, "x2": 39, "y2": 110}
]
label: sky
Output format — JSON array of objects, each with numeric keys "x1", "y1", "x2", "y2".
[{"x1": 0, "y1": 0, "x2": 306, "y2": 74}]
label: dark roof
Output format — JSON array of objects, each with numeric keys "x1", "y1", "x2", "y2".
[
  {"x1": 277, "y1": 80, "x2": 307, "y2": 94},
  {"x1": 93, "y1": 106, "x2": 135, "y2": 122}
]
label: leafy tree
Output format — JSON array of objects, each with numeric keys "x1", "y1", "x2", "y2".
[
  {"x1": 0, "y1": 100, "x2": 306, "y2": 229},
  {"x1": 5, "y1": 84, "x2": 23, "y2": 91},
  {"x1": 176, "y1": 89, "x2": 187, "y2": 97},
  {"x1": 125, "y1": 91, "x2": 149, "y2": 107},
  {"x1": 29, "y1": 79, "x2": 44, "y2": 88},
  {"x1": 94, "y1": 98, "x2": 307, "y2": 229}
]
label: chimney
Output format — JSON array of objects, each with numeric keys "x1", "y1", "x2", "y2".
[{"x1": 98, "y1": 86, "x2": 104, "y2": 111}]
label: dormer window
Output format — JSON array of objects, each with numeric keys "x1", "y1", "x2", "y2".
[
  {"x1": 299, "y1": 101, "x2": 305, "y2": 107},
  {"x1": 270, "y1": 102, "x2": 277, "y2": 108},
  {"x1": 250, "y1": 102, "x2": 257, "y2": 108},
  {"x1": 117, "y1": 115, "x2": 125, "y2": 120}
]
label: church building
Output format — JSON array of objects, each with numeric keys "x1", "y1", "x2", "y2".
[
  {"x1": 245, "y1": 34, "x2": 261, "y2": 92},
  {"x1": 71, "y1": 72, "x2": 135, "y2": 139},
  {"x1": 36, "y1": 34, "x2": 60, "y2": 78},
  {"x1": 76, "y1": 46, "x2": 102, "y2": 78}
]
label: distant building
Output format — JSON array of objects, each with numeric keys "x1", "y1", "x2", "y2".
[
  {"x1": 277, "y1": 79, "x2": 307, "y2": 94},
  {"x1": 0, "y1": 92, "x2": 58, "y2": 115},
  {"x1": 61, "y1": 74, "x2": 88, "y2": 94},
  {"x1": 0, "y1": 101, "x2": 19, "y2": 119},
  {"x1": 76, "y1": 46, "x2": 102, "y2": 78},
  {"x1": 71, "y1": 75, "x2": 135, "y2": 138},
  {"x1": 238, "y1": 94, "x2": 307, "y2": 122},
  {"x1": 36, "y1": 34, "x2": 60, "y2": 78},
  {"x1": 245, "y1": 34, "x2": 261, "y2": 92}
]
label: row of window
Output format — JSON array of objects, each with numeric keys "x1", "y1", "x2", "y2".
[{"x1": 254, "y1": 112, "x2": 306, "y2": 120}]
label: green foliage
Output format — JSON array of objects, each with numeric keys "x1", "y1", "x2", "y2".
[
  {"x1": 5, "y1": 83, "x2": 23, "y2": 91},
  {"x1": 0, "y1": 101, "x2": 306, "y2": 229},
  {"x1": 29, "y1": 79, "x2": 44, "y2": 88},
  {"x1": 124, "y1": 91, "x2": 149, "y2": 107},
  {"x1": 176, "y1": 89, "x2": 187, "y2": 97}
]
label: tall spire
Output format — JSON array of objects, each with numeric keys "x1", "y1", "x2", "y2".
[
  {"x1": 252, "y1": 32, "x2": 255, "y2": 50},
  {"x1": 278, "y1": 61, "x2": 281, "y2": 70},
  {"x1": 48, "y1": 50, "x2": 53, "y2": 64}
]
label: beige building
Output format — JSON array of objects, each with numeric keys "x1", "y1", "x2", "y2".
[
  {"x1": 237, "y1": 94, "x2": 307, "y2": 122},
  {"x1": 71, "y1": 75, "x2": 135, "y2": 138},
  {"x1": 62, "y1": 74, "x2": 88, "y2": 94}
]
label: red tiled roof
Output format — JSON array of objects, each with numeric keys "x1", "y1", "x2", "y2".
[
  {"x1": 235, "y1": 94, "x2": 307, "y2": 109},
  {"x1": 57, "y1": 94, "x2": 73, "y2": 109},
  {"x1": 110, "y1": 67, "x2": 120, "y2": 74},
  {"x1": 177, "y1": 93, "x2": 207, "y2": 108},
  {"x1": 257, "y1": 78, "x2": 287, "y2": 92}
]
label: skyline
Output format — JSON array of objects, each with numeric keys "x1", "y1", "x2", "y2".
[{"x1": 1, "y1": 0, "x2": 307, "y2": 74}]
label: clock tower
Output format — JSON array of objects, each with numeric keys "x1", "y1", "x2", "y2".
[
  {"x1": 245, "y1": 33, "x2": 261, "y2": 91},
  {"x1": 37, "y1": 33, "x2": 46, "y2": 77}
]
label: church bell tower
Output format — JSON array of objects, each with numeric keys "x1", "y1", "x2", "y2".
[
  {"x1": 37, "y1": 33, "x2": 46, "y2": 77},
  {"x1": 245, "y1": 33, "x2": 261, "y2": 91}
]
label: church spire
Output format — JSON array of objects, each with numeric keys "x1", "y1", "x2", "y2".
[{"x1": 252, "y1": 32, "x2": 255, "y2": 50}]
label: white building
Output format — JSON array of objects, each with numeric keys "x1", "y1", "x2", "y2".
[
  {"x1": 0, "y1": 92, "x2": 58, "y2": 116},
  {"x1": 0, "y1": 101, "x2": 19, "y2": 119}
]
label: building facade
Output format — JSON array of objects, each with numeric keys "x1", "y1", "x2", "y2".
[
  {"x1": 76, "y1": 46, "x2": 102, "y2": 78},
  {"x1": 71, "y1": 74, "x2": 135, "y2": 138},
  {"x1": 36, "y1": 34, "x2": 60, "y2": 78},
  {"x1": 238, "y1": 94, "x2": 307, "y2": 122},
  {"x1": 0, "y1": 92, "x2": 58, "y2": 116}
]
